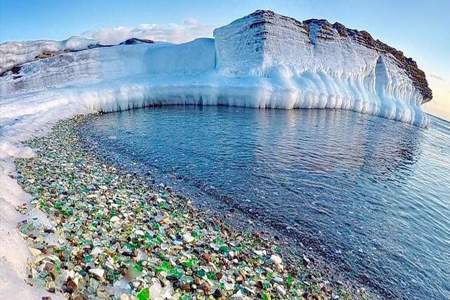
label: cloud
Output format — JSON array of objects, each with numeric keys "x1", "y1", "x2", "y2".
[
  {"x1": 82, "y1": 19, "x2": 214, "y2": 45},
  {"x1": 429, "y1": 73, "x2": 445, "y2": 81}
]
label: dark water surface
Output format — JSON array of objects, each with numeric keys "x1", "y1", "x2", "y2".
[{"x1": 80, "y1": 107, "x2": 449, "y2": 299}]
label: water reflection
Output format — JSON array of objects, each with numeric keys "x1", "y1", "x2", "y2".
[{"x1": 81, "y1": 106, "x2": 449, "y2": 299}]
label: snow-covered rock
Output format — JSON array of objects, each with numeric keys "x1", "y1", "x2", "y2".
[
  {"x1": 0, "y1": 36, "x2": 100, "y2": 75},
  {"x1": 213, "y1": 10, "x2": 431, "y2": 125}
]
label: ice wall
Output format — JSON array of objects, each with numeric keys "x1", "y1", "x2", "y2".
[
  {"x1": 1, "y1": 11, "x2": 431, "y2": 127},
  {"x1": 147, "y1": 38, "x2": 215, "y2": 75}
]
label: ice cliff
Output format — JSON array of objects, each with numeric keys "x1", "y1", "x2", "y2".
[
  {"x1": 213, "y1": 11, "x2": 431, "y2": 123},
  {"x1": 1, "y1": 10, "x2": 431, "y2": 126}
]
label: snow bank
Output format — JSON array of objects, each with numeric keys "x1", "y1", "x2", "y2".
[
  {"x1": 0, "y1": 36, "x2": 99, "y2": 75},
  {"x1": 0, "y1": 10, "x2": 431, "y2": 298}
]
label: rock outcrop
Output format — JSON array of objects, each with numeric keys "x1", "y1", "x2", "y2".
[{"x1": 119, "y1": 38, "x2": 154, "y2": 45}]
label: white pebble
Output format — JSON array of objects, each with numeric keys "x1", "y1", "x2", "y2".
[
  {"x1": 183, "y1": 232, "x2": 194, "y2": 243},
  {"x1": 110, "y1": 216, "x2": 120, "y2": 222},
  {"x1": 270, "y1": 254, "x2": 282, "y2": 265},
  {"x1": 91, "y1": 247, "x2": 103, "y2": 257},
  {"x1": 89, "y1": 268, "x2": 105, "y2": 278},
  {"x1": 134, "y1": 229, "x2": 145, "y2": 236},
  {"x1": 276, "y1": 285, "x2": 287, "y2": 295},
  {"x1": 120, "y1": 294, "x2": 130, "y2": 300}
]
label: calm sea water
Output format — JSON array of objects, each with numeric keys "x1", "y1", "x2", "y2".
[{"x1": 80, "y1": 107, "x2": 449, "y2": 299}]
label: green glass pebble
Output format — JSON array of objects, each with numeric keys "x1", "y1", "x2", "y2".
[{"x1": 136, "y1": 287, "x2": 150, "y2": 300}]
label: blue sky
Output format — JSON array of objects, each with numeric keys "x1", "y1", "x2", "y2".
[{"x1": 1, "y1": 0, "x2": 449, "y2": 119}]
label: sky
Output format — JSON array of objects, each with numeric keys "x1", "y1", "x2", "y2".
[{"x1": 1, "y1": 0, "x2": 449, "y2": 120}]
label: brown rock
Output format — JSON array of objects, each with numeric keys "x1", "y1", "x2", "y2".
[
  {"x1": 181, "y1": 283, "x2": 191, "y2": 292},
  {"x1": 200, "y1": 282, "x2": 211, "y2": 294},
  {"x1": 65, "y1": 278, "x2": 78, "y2": 293},
  {"x1": 236, "y1": 275, "x2": 244, "y2": 284},
  {"x1": 256, "y1": 280, "x2": 263, "y2": 289},
  {"x1": 43, "y1": 262, "x2": 55, "y2": 273},
  {"x1": 213, "y1": 289, "x2": 223, "y2": 298},
  {"x1": 201, "y1": 253, "x2": 211, "y2": 263}
]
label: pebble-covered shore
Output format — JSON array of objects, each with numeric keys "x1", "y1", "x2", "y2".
[{"x1": 14, "y1": 116, "x2": 367, "y2": 300}]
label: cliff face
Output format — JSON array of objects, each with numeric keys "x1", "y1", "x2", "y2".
[
  {"x1": 214, "y1": 10, "x2": 431, "y2": 103},
  {"x1": 308, "y1": 18, "x2": 432, "y2": 103}
]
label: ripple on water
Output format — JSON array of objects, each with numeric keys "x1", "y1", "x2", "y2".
[{"x1": 80, "y1": 107, "x2": 450, "y2": 299}]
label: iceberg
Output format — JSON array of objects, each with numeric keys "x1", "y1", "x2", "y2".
[{"x1": 0, "y1": 10, "x2": 433, "y2": 297}]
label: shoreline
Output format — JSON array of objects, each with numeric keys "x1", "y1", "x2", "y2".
[
  {"x1": 76, "y1": 110, "x2": 373, "y2": 296},
  {"x1": 13, "y1": 115, "x2": 369, "y2": 299}
]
